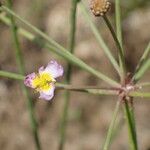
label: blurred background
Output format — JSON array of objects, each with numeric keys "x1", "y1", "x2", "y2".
[{"x1": 0, "y1": 0, "x2": 150, "y2": 149}]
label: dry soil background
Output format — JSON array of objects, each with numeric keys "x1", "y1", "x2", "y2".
[{"x1": 0, "y1": 0, "x2": 150, "y2": 150}]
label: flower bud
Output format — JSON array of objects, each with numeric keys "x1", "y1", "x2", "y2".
[{"x1": 90, "y1": 0, "x2": 111, "y2": 17}]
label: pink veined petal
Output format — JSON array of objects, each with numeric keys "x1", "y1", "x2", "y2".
[
  {"x1": 44, "y1": 60, "x2": 64, "y2": 78},
  {"x1": 39, "y1": 84, "x2": 55, "y2": 101},
  {"x1": 24, "y1": 72, "x2": 36, "y2": 88}
]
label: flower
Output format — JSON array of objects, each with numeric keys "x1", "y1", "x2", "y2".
[{"x1": 24, "y1": 60, "x2": 64, "y2": 101}]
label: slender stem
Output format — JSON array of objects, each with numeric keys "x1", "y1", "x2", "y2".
[
  {"x1": 6, "y1": 1, "x2": 41, "y2": 149},
  {"x1": 59, "y1": 0, "x2": 78, "y2": 149},
  {"x1": 0, "y1": 70, "x2": 118, "y2": 96},
  {"x1": 103, "y1": 15, "x2": 124, "y2": 61},
  {"x1": 130, "y1": 91, "x2": 150, "y2": 98},
  {"x1": 108, "y1": 116, "x2": 124, "y2": 145},
  {"x1": 6, "y1": 1, "x2": 24, "y2": 73},
  {"x1": 0, "y1": 69, "x2": 117, "y2": 95},
  {"x1": 137, "y1": 82, "x2": 150, "y2": 87},
  {"x1": 56, "y1": 84, "x2": 119, "y2": 91},
  {"x1": 129, "y1": 99, "x2": 137, "y2": 142},
  {"x1": 0, "y1": 69, "x2": 118, "y2": 95},
  {"x1": 24, "y1": 90, "x2": 41, "y2": 150},
  {"x1": 1, "y1": 70, "x2": 150, "y2": 98},
  {"x1": 115, "y1": 0, "x2": 123, "y2": 48},
  {"x1": 103, "y1": 15, "x2": 126, "y2": 81},
  {"x1": 124, "y1": 100, "x2": 138, "y2": 150},
  {"x1": 132, "y1": 42, "x2": 150, "y2": 82},
  {"x1": 0, "y1": 70, "x2": 117, "y2": 92},
  {"x1": 46, "y1": 44, "x2": 120, "y2": 87},
  {"x1": 0, "y1": 70, "x2": 24, "y2": 80},
  {"x1": 102, "y1": 100, "x2": 121, "y2": 150},
  {"x1": 58, "y1": 88, "x2": 117, "y2": 95},
  {"x1": 128, "y1": 98, "x2": 138, "y2": 150},
  {"x1": 115, "y1": 1, "x2": 138, "y2": 149},
  {"x1": 133, "y1": 59, "x2": 150, "y2": 83},
  {"x1": 79, "y1": 2, "x2": 121, "y2": 76},
  {"x1": 0, "y1": 7, "x2": 120, "y2": 87},
  {"x1": 115, "y1": 0, "x2": 126, "y2": 84},
  {"x1": 58, "y1": 91, "x2": 70, "y2": 150}
]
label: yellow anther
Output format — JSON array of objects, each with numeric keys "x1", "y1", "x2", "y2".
[{"x1": 32, "y1": 73, "x2": 55, "y2": 91}]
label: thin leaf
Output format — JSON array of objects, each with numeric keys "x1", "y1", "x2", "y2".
[
  {"x1": 137, "y1": 82, "x2": 150, "y2": 87},
  {"x1": 130, "y1": 91, "x2": 150, "y2": 98},
  {"x1": 115, "y1": 0, "x2": 123, "y2": 48},
  {"x1": 124, "y1": 101, "x2": 138, "y2": 150},
  {"x1": 103, "y1": 15, "x2": 126, "y2": 82},
  {"x1": 102, "y1": 100, "x2": 121, "y2": 150},
  {"x1": 133, "y1": 59, "x2": 150, "y2": 82},
  {"x1": 115, "y1": 0, "x2": 126, "y2": 82},
  {"x1": 0, "y1": 70, "x2": 24, "y2": 80},
  {"x1": 133, "y1": 42, "x2": 150, "y2": 82}
]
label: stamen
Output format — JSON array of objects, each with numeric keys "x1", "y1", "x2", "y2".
[{"x1": 32, "y1": 73, "x2": 55, "y2": 91}]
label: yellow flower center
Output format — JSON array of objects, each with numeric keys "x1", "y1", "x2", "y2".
[{"x1": 32, "y1": 73, "x2": 55, "y2": 91}]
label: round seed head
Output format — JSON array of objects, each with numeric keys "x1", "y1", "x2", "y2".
[{"x1": 90, "y1": 0, "x2": 111, "y2": 17}]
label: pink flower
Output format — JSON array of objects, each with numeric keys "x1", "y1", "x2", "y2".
[{"x1": 24, "y1": 60, "x2": 64, "y2": 101}]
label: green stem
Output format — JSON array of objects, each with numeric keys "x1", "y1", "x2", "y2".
[
  {"x1": 0, "y1": 70, "x2": 117, "y2": 96},
  {"x1": 137, "y1": 82, "x2": 150, "y2": 87},
  {"x1": 0, "y1": 70, "x2": 24, "y2": 80},
  {"x1": 6, "y1": 1, "x2": 41, "y2": 149},
  {"x1": 59, "y1": 0, "x2": 79, "y2": 149},
  {"x1": 115, "y1": 0, "x2": 123, "y2": 48},
  {"x1": 24, "y1": 90, "x2": 41, "y2": 150},
  {"x1": 133, "y1": 42, "x2": 150, "y2": 83},
  {"x1": 102, "y1": 100, "x2": 121, "y2": 150},
  {"x1": 124, "y1": 100, "x2": 138, "y2": 150},
  {"x1": 1, "y1": 70, "x2": 150, "y2": 98},
  {"x1": 59, "y1": 91, "x2": 70, "y2": 150},
  {"x1": 58, "y1": 87, "x2": 118, "y2": 96},
  {"x1": 103, "y1": 15, "x2": 126, "y2": 82},
  {"x1": 128, "y1": 98, "x2": 137, "y2": 150},
  {"x1": 46, "y1": 44, "x2": 120, "y2": 87},
  {"x1": 79, "y1": 2, "x2": 121, "y2": 76},
  {"x1": 130, "y1": 91, "x2": 150, "y2": 98},
  {"x1": 6, "y1": 0, "x2": 24, "y2": 73},
  {"x1": 0, "y1": 6, "x2": 120, "y2": 87},
  {"x1": 115, "y1": 2, "x2": 138, "y2": 147},
  {"x1": 133, "y1": 59, "x2": 150, "y2": 83},
  {"x1": 115, "y1": 0, "x2": 126, "y2": 84}
]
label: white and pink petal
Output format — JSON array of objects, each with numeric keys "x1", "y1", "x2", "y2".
[
  {"x1": 39, "y1": 84, "x2": 55, "y2": 101},
  {"x1": 38, "y1": 66, "x2": 45, "y2": 74},
  {"x1": 24, "y1": 72, "x2": 36, "y2": 88},
  {"x1": 44, "y1": 60, "x2": 64, "y2": 78}
]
